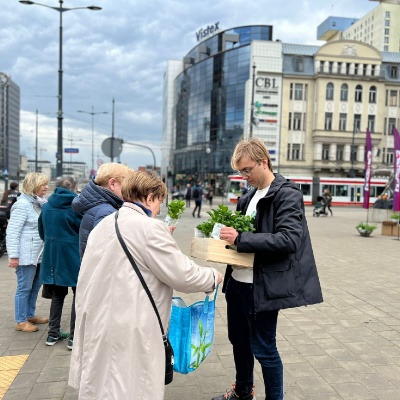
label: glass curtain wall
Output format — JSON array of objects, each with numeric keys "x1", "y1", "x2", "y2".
[{"x1": 172, "y1": 26, "x2": 272, "y2": 191}]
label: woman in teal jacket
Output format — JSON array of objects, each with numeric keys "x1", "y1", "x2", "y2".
[{"x1": 38, "y1": 177, "x2": 82, "y2": 349}]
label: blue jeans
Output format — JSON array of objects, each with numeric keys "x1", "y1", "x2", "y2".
[
  {"x1": 15, "y1": 264, "x2": 42, "y2": 323},
  {"x1": 226, "y1": 277, "x2": 283, "y2": 400}
]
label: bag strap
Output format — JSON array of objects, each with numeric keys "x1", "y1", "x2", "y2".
[{"x1": 114, "y1": 211, "x2": 166, "y2": 338}]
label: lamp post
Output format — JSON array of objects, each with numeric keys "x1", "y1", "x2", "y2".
[
  {"x1": 77, "y1": 106, "x2": 108, "y2": 174},
  {"x1": 249, "y1": 63, "x2": 256, "y2": 138},
  {"x1": 19, "y1": 0, "x2": 102, "y2": 177},
  {"x1": 350, "y1": 121, "x2": 359, "y2": 178}
]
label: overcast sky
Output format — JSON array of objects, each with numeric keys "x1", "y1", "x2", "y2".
[{"x1": 1, "y1": 0, "x2": 375, "y2": 173}]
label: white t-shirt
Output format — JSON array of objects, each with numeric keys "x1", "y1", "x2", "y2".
[{"x1": 231, "y1": 185, "x2": 270, "y2": 283}]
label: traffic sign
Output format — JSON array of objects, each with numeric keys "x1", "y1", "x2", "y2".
[
  {"x1": 65, "y1": 148, "x2": 79, "y2": 154},
  {"x1": 102, "y1": 137, "x2": 123, "y2": 158},
  {"x1": 97, "y1": 159, "x2": 104, "y2": 167}
]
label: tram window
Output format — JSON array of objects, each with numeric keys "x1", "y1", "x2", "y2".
[
  {"x1": 322, "y1": 185, "x2": 334, "y2": 195},
  {"x1": 299, "y1": 184, "x2": 311, "y2": 195},
  {"x1": 374, "y1": 186, "x2": 385, "y2": 197},
  {"x1": 334, "y1": 185, "x2": 348, "y2": 197}
]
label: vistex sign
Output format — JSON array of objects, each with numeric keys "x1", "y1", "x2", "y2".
[{"x1": 196, "y1": 22, "x2": 220, "y2": 42}]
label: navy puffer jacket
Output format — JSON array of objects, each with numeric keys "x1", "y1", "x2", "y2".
[{"x1": 72, "y1": 180, "x2": 123, "y2": 258}]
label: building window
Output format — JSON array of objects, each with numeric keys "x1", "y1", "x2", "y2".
[
  {"x1": 339, "y1": 113, "x2": 347, "y2": 131},
  {"x1": 389, "y1": 90, "x2": 397, "y2": 106},
  {"x1": 292, "y1": 144, "x2": 301, "y2": 160},
  {"x1": 326, "y1": 82, "x2": 334, "y2": 100},
  {"x1": 289, "y1": 83, "x2": 293, "y2": 100},
  {"x1": 322, "y1": 144, "x2": 330, "y2": 160},
  {"x1": 369, "y1": 86, "x2": 377, "y2": 103},
  {"x1": 384, "y1": 36, "x2": 389, "y2": 44},
  {"x1": 288, "y1": 112, "x2": 292, "y2": 130},
  {"x1": 388, "y1": 118, "x2": 396, "y2": 135},
  {"x1": 354, "y1": 114, "x2": 362, "y2": 131},
  {"x1": 390, "y1": 66, "x2": 398, "y2": 78},
  {"x1": 295, "y1": 57, "x2": 304, "y2": 72},
  {"x1": 383, "y1": 148, "x2": 394, "y2": 164},
  {"x1": 325, "y1": 112, "x2": 333, "y2": 131},
  {"x1": 385, "y1": 19, "x2": 390, "y2": 27},
  {"x1": 386, "y1": 11, "x2": 390, "y2": 18},
  {"x1": 368, "y1": 115, "x2": 375, "y2": 132},
  {"x1": 294, "y1": 83, "x2": 303, "y2": 100},
  {"x1": 336, "y1": 145, "x2": 344, "y2": 161},
  {"x1": 355, "y1": 85, "x2": 363, "y2": 102},
  {"x1": 294, "y1": 112, "x2": 302, "y2": 130},
  {"x1": 340, "y1": 84, "x2": 348, "y2": 101},
  {"x1": 385, "y1": 28, "x2": 389, "y2": 35},
  {"x1": 384, "y1": 45, "x2": 389, "y2": 51}
]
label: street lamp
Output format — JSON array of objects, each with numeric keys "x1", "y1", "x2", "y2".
[
  {"x1": 77, "y1": 106, "x2": 108, "y2": 174},
  {"x1": 19, "y1": 0, "x2": 102, "y2": 177},
  {"x1": 249, "y1": 63, "x2": 256, "y2": 138}
]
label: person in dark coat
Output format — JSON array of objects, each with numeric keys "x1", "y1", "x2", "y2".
[
  {"x1": 38, "y1": 177, "x2": 83, "y2": 349},
  {"x1": 71, "y1": 163, "x2": 132, "y2": 258},
  {"x1": 214, "y1": 138, "x2": 323, "y2": 400},
  {"x1": 1, "y1": 181, "x2": 20, "y2": 219},
  {"x1": 192, "y1": 181, "x2": 203, "y2": 218}
]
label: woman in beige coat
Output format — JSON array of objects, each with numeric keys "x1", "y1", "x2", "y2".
[{"x1": 69, "y1": 170, "x2": 222, "y2": 400}]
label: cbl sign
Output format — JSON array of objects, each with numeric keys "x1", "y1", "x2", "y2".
[{"x1": 196, "y1": 22, "x2": 220, "y2": 42}]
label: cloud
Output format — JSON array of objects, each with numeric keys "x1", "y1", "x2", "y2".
[{"x1": 2, "y1": 0, "x2": 375, "y2": 172}]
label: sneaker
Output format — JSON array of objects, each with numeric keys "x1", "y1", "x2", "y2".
[
  {"x1": 16, "y1": 321, "x2": 39, "y2": 332},
  {"x1": 212, "y1": 385, "x2": 254, "y2": 400},
  {"x1": 67, "y1": 337, "x2": 73, "y2": 350},
  {"x1": 46, "y1": 330, "x2": 70, "y2": 346}
]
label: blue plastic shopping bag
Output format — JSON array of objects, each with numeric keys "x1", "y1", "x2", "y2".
[{"x1": 168, "y1": 286, "x2": 218, "y2": 374}]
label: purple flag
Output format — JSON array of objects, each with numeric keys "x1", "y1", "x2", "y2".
[
  {"x1": 393, "y1": 128, "x2": 400, "y2": 212},
  {"x1": 363, "y1": 129, "x2": 372, "y2": 209}
]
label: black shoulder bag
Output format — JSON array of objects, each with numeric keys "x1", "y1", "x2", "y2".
[{"x1": 114, "y1": 211, "x2": 174, "y2": 385}]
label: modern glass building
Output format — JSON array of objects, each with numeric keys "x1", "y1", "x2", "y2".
[{"x1": 162, "y1": 25, "x2": 273, "y2": 191}]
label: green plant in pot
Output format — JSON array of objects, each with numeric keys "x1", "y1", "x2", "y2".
[
  {"x1": 390, "y1": 213, "x2": 400, "y2": 223},
  {"x1": 356, "y1": 222, "x2": 377, "y2": 237},
  {"x1": 165, "y1": 200, "x2": 186, "y2": 226}
]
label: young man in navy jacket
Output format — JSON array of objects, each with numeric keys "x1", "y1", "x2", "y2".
[{"x1": 213, "y1": 138, "x2": 323, "y2": 400}]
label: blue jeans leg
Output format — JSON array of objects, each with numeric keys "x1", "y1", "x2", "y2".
[
  {"x1": 15, "y1": 264, "x2": 41, "y2": 323},
  {"x1": 226, "y1": 278, "x2": 283, "y2": 400}
]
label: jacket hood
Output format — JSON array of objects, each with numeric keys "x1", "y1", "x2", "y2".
[
  {"x1": 47, "y1": 187, "x2": 77, "y2": 209},
  {"x1": 72, "y1": 180, "x2": 123, "y2": 213}
]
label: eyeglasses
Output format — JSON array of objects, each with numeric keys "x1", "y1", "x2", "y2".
[{"x1": 236, "y1": 162, "x2": 260, "y2": 177}]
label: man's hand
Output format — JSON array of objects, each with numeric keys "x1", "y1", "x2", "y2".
[
  {"x1": 168, "y1": 226, "x2": 176, "y2": 235},
  {"x1": 220, "y1": 227, "x2": 238, "y2": 245},
  {"x1": 9, "y1": 258, "x2": 19, "y2": 269}
]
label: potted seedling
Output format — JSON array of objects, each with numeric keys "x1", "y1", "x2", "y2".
[
  {"x1": 390, "y1": 213, "x2": 400, "y2": 223},
  {"x1": 356, "y1": 222, "x2": 377, "y2": 237},
  {"x1": 165, "y1": 199, "x2": 186, "y2": 226}
]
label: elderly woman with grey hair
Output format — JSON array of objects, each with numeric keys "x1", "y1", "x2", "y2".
[
  {"x1": 6, "y1": 172, "x2": 49, "y2": 332},
  {"x1": 39, "y1": 176, "x2": 83, "y2": 349}
]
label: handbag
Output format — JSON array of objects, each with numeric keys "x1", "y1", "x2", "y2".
[
  {"x1": 114, "y1": 211, "x2": 174, "y2": 385},
  {"x1": 168, "y1": 286, "x2": 218, "y2": 374}
]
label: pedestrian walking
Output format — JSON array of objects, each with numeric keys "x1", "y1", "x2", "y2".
[
  {"x1": 38, "y1": 177, "x2": 82, "y2": 349},
  {"x1": 6, "y1": 172, "x2": 50, "y2": 333},
  {"x1": 206, "y1": 184, "x2": 214, "y2": 206},
  {"x1": 192, "y1": 181, "x2": 203, "y2": 218},
  {"x1": 69, "y1": 170, "x2": 222, "y2": 400},
  {"x1": 215, "y1": 138, "x2": 323, "y2": 400},
  {"x1": 322, "y1": 188, "x2": 333, "y2": 216},
  {"x1": 184, "y1": 183, "x2": 192, "y2": 208},
  {"x1": 1, "y1": 181, "x2": 20, "y2": 219},
  {"x1": 71, "y1": 163, "x2": 132, "y2": 258}
]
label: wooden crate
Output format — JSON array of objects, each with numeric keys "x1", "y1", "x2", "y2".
[
  {"x1": 190, "y1": 238, "x2": 254, "y2": 268},
  {"x1": 382, "y1": 221, "x2": 400, "y2": 237}
]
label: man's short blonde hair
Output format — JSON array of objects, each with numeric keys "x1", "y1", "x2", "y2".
[
  {"x1": 231, "y1": 138, "x2": 273, "y2": 172},
  {"x1": 95, "y1": 163, "x2": 131, "y2": 187},
  {"x1": 122, "y1": 170, "x2": 167, "y2": 203},
  {"x1": 22, "y1": 172, "x2": 49, "y2": 196}
]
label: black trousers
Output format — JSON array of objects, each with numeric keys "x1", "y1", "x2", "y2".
[{"x1": 48, "y1": 285, "x2": 76, "y2": 338}]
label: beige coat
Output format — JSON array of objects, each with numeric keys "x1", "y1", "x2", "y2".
[{"x1": 68, "y1": 203, "x2": 216, "y2": 400}]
